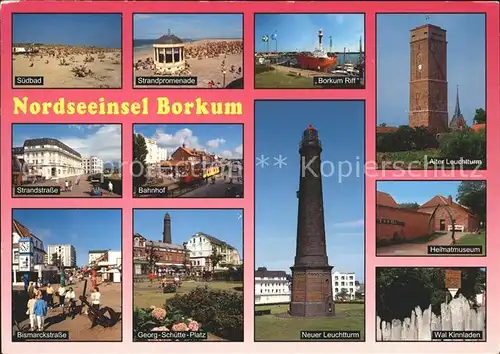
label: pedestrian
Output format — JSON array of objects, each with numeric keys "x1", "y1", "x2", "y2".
[
  {"x1": 91, "y1": 287, "x2": 101, "y2": 311},
  {"x1": 33, "y1": 293, "x2": 47, "y2": 331},
  {"x1": 65, "y1": 287, "x2": 77, "y2": 318},
  {"x1": 45, "y1": 284, "x2": 54, "y2": 309},
  {"x1": 26, "y1": 294, "x2": 36, "y2": 331},
  {"x1": 108, "y1": 180, "x2": 113, "y2": 194},
  {"x1": 68, "y1": 180, "x2": 73, "y2": 192},
  {"x1": 76, "y1": 175, "x2": 80, "y2": 186},
  {"x1": 27, "y1": 281, "x2": 34, "y2": 298},
  {"x1": 64, "y1": 180, "x2": 69, "y2": 192},
  {"x1": 58, "y1": 284, "x2": 66, "y2": 307}
]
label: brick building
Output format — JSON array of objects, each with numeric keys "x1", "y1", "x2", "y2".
[
  {"x1": 376, "y1": 191, "x2": 478, "y2": 243},
  {"x1": 408, "y1": 24, "x2": 448, "y2": 134},
  {"x1": 133, "y1": 233, "x2": 189, "y2": 276},
  {"x1": 170, "y1": 144, "x2": 216, "y2": 163},
  {"x1": 377, "y1": 23, "x2": 485, "y2": 135}
]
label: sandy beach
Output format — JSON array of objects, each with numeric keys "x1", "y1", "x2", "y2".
[
  {"x1": 12, "y1": 45, "x2": 122, "y2": 88},
  {"x1": 133, "y1": 39, "x2": 243, "y2": 88}
]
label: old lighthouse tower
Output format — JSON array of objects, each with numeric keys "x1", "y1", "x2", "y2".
[{"x1": 289, "y1": 124, "x2": 334, "y2": 317}]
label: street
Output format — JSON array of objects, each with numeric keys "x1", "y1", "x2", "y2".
[
  {"x1": 181, "y1": 176, "x2": 243, "y2": 198},
  {"x1": 376, "y1": 232, "x2": 467, "y2": 256},
  {"x1": 14, "y1": 174, "x2": 119, "y2": 198},
  {"x1": 13, "y1": 280, "x2": 122, "y2": 341}
]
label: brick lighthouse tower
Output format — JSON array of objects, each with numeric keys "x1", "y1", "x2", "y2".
[{"x1": 289, "y1": 124, "x2": 334, "y2": 317}]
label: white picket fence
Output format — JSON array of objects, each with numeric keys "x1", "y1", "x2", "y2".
[{"x1": 377, "y1": 294, "x2": 485, "y2": 341}]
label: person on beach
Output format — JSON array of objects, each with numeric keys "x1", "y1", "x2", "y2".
[
  {"x1": 33, "y1": 293, "x2": 47, "y2": 331},
  {"x1": 26, "y1": 294, "x2": 37, "y2": 331}
]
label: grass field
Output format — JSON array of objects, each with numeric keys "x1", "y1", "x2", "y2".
[
  {"x1": 133, "y1": 280, "x2": 243, "y2": 309},
  {"x1": 457, "y1": 231, "x2": 486, "y2": 254},
  {"x1": 254, "y1": 303, "x2": 365, "y2": 341},
  {"x1": 255, "y1": 68, "x2": 316, "y2": 88}
]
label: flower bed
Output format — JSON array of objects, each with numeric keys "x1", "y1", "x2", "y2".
[{"x1": 133, "y1": 306, "x2": 202, "y2": 341}]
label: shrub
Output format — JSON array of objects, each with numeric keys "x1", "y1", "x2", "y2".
[
  {"x1": 166, "y1": 286, "x2": 243, "y2": 341},
  {"x1": 377, "y1": 126, "x2": 438, "y2": 153},
  {"x1": 163, "y1": 284, "x2": 177, "y2": 293},
  {"x1": 439, "y1": 129, "x2": 486, "y2": 168}
]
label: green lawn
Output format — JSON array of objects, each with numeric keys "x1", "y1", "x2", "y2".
[
  {"x1": 457, "y1": 231, "x2": 486, "y2": 254},
  {"x1": 255, "y1": 69, "x2": 316, "y2": 88},
  {"x1": 255, "y1": 303, "x2": 365, "y2": 341},
  {"x1": 134, "y1": 280, "x2": 243, "y2": 309}
]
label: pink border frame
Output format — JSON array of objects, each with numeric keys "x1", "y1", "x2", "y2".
[{"x1": 1, "y1": 1, "x2": 499, "y2": 353}]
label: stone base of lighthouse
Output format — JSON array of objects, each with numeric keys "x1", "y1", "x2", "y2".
[{"x1": 289, "y1": 266, "x2": 336, "y2": 317}]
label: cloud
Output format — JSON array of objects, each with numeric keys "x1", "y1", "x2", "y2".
[
  {"x1": 60, "y1": 125, "x2": 122, "y2": 163},
  {"x1": 333, "y1": 219, "x2": 364, "y2": 228},
  {"x1": 206, "y1": 138, "x2": 226, "y2": 148},
  {"x1": 149, "y1": 128, "x2": 242, "y2": 158},
  {"x1": 154, "y1": 128, "x2": 202, "y2": 150}
]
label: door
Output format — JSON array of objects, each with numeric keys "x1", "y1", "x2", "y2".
[{"x1": 439, "y1": 219, "x2": 446, "y2": 231}]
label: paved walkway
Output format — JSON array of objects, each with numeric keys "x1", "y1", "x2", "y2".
[
  {"x1": 376, "y1": 232, "x2": 468, "y2": 256},
  {"x1": 16, "y1": 175, "x2": 118, "y2": 198},
  {"x1": 181, "y1": 177, "x2": 243, "y2": 198}
]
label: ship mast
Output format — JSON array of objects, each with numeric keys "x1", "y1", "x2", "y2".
[{"x1": 318, "y1": 29, "x2": 323, "y2": 51}]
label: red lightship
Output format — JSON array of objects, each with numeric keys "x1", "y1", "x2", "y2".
[{"x1": 296, "y1": 29, "x2": 337, "y2": 71}]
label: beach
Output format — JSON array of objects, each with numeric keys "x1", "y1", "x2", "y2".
[
  {"x1": 12, "y1": 45, "x2": 122, "y2": 88},
  {"x1": 133, "y1": 39, "x2": 243, "y2": 88}
]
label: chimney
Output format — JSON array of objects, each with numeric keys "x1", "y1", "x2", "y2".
[
  {"x1": 163, "y1": 213, "x2": 172, "y2": 244},
  {"x1": 447, "y1": 195, "x2": 453, "y2": 204},
  {"x1": 182, "y1": 143, "x2": 185, "y2": 148}
]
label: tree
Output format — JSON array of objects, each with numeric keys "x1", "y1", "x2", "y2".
[
  {"x1": 457, "y1": 181, "x2": 486, "y2": 225},
  {"x1": 145, "y1": 242, "x2": 161, "y2": 274},
  {"x1": 473, "y1": 108, "x2": 486, "y2": 124},
  {"x1": 376, "y1": 267, "x2": 486, "y2": 322},
  {"x1": 399, "y1": 202, "x2": 420, "y2": 209},
  {"x1": 379, "y1": 123, "x2": 387, "y2": 127},
  {"x1": 209, "y1": 251, "x2": 223, "y2": 272},
  {"x1": 336, "y1": 288, "x2": 349, "y2": 301},
  {"x1": 133, "y1": 134, "x2": 149, "y2": 192}
]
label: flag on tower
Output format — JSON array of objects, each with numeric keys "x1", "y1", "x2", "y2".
[{"x1": 261, "y1": 35, "x2": 269, "y2": 42}]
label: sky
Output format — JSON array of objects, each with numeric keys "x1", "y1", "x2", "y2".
[
  {"x1": 134, "y1": 14, "x2": 243, "y2": 40},
  {"x1": 133, "y1": 209, "x2": 243, "y2": 254},
  {"x1": 13, "y1": 209, "x2": 122, "y2": 267},
  {"x1": 254, "y1": 14, "x2": 364, "y2": 53},
  {"x1": 377, "y1": 14, "x2": 486, "y2": 126},
  {"x1": 377, "y1": 181, "x2": 462, "y2": 205},
  {"x1": 254, "y1": 101, "x2": 365, "y2": 282},
  {"x1": 12, "y1": 14, "x2": 122, "y2": 48},
  {"x1": 13, "y1": 124, "x2": 122, "y2": 163},
  {"x1": 134, "y1": 124, "x2": 243, "y2": 159}
]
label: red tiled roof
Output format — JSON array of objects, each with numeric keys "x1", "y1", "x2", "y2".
[
  {"x1": 376, "y1": 191, "x2": 399, "y2": 207},
  {"x1": 419, "y1": 195, "x2": 474, "y2": 216},
  {"x1": 12, "y1": 219, "x2": 31, "y2": 238},
  {"x1": 471, "y1": 123, "x2": 485, "y2": 132}
]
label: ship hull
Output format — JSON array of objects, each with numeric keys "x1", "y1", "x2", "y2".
[{"x1": 296, "y1": 54, "x2": 337, "y2": 70}]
